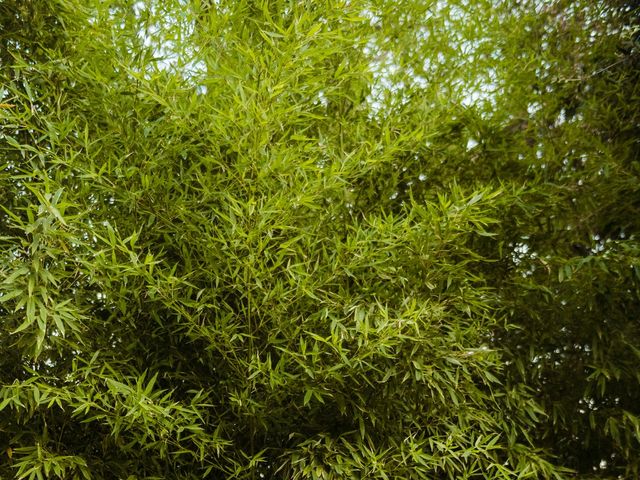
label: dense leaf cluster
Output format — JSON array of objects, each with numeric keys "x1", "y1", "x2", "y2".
[{"x1": 1, "y1": 0, "x2": 638, "y2": 478}]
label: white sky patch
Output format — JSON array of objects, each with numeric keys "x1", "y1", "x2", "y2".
[
  {"x1": 129, "y1": 0, "x2": 204, "y2": 81},
  {"x1": 527, "y1": 102, "x2": 542, "y2": 115}
]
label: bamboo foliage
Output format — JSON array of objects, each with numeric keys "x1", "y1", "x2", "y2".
[{"x1": 1, "y1": 0, "x2": 638, "y2": 478}]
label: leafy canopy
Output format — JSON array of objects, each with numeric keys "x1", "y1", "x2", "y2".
[{"x1": 0, "y1": 0, "x2": 638, "y2": 479}]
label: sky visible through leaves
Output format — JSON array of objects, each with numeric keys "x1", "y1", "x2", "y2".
[{"x1": 1, "y1": 0, "x2": 639, "y2": 478}]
